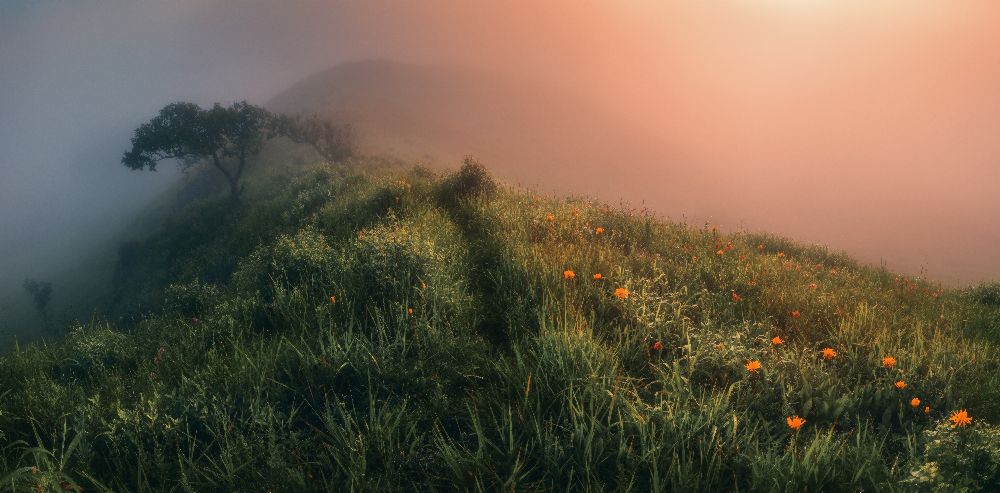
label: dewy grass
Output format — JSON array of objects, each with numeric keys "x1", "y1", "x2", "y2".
[{"x1": 0, "y1": 157, "x2": 998, "y2": 491}]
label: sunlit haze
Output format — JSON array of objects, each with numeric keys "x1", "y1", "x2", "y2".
[{"x1": 2, "y1": 0, "x2": 999, "y2": 331}]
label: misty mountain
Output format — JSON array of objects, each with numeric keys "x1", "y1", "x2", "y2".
[{"x1": 268, "y1": 60, "x2": 706, "y2": 212}]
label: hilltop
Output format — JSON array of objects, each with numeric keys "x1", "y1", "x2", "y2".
[
  {"x1": 0, "y1": 151, "x2": 998, "y2": 491},
  {"x1": 267, "y1": 60, "x2": 706, "y2": 212}
]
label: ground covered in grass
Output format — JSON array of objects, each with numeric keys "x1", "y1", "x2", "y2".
[{"x1": 1, "y1": 157, "x2": 999, "y2": 491}]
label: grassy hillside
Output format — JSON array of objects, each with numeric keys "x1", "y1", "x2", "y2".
[{"x1": 1, "y1": 156, "x2": 999, "y2": 492}]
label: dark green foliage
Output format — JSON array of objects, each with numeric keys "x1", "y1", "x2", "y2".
[{"x1": 438, "y1": 156, "x2": 498, "y2": 205}]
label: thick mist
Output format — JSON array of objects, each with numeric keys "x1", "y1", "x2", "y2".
[{"x1": 2, "y1": 1, "x2": 999, "y2": 338}]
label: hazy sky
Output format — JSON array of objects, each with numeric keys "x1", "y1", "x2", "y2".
[{"x1": 1, "y1": 0, "x2": 999, "y2": 328}]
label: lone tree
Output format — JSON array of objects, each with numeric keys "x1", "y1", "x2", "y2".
[
  {"x1": 123, "y1": 102, "x2": 357, "y2": 201},
  {"x1": 22, "y1": 279, "x2": 52, "y2": 321},
  {"x1": 122, "y1": 101, "x2": 274, "y2": 200}
]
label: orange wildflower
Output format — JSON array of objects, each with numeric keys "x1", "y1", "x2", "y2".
[
  {"x1": 652, "y1": 340, "x2": 664, "y2": 351},
  {"x1": 910, "y1": 397, "x2": 921, "y2": 408},
  {"x1": 771, "y1": 336, "x2": 784, "y2": 345},
  {"x1": 546, "y1": 213, "x2": 554, "y2": 222},
  {"x1": 595, "y1": 227, "x2": 605, "y2": 235},
  {"x1": 716, "y1": 249, "x2": 725, "y2": 256},
  {"x1": 791, "y1": 310, "x2": 801, "y2": 319},
  {"x1": 786, "y1": 416, "x2": 806, "y2": 431},
  {"x1": 614, "y1": 287, "x2": 630, "y2": 300},
  {"x1": 329, "y1": 295, "x2": 337, "y2": 304},
  {"x1": 924, "y1": 406, "x2": 931, "y2": 415},
  {"x1": 950, "y1": 409, "x2": 972, "y2": 428},
  {"x1": 563, "y1": 270, "x2": 575, "y2": 280},
  {"x1": 731, "y1": 292, "x2": 742, "y2": 302},
  {"x1": 821, "y1": 347, "x2": 837, "y2": 360},
  {"x1": 407, "y1": 307, "x2": 414, "y2": 317},
  {"x1": 745, "y1": 360, "x2": 762, "y2": 373},
  {"x1": 593, "y1": 273, "x2": 603, "y2": 280},
  {"x1": 809, "y1": 283, "x2": 817, "y2": 290},
  {"x1": 895, "y1": 380, "x2": 906, "y2": 390},
  {"x1": 777, "y1": 251, "x2": 786, "y2": 258},
  {"x1": 421, "y1": 282, "x2": 427, "y2": 290},
  {"x1": 882, "y1": 356, "x2": 896, "y2": 368}
]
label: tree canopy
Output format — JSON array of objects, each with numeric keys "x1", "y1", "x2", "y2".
[
  {"x1": 124, "y1": 101, "x2": 357, "y2": 200},
  {"x1": 123, "y1": 101, "x2": 275, "y2": 199}
]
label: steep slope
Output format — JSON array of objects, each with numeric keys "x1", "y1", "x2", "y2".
[{"x1": 0, "y1": 157, "x2": 997, "y2": 491}]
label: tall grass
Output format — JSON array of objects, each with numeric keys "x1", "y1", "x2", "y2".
[{"x1": 0, "y1": 157, "x2": 997, "y2": 491}]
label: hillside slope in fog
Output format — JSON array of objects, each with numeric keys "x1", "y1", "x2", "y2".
[
  {"x1": 269, "y1": 59, "x2": 1000, "y2": 286},
  {"x1": 268, "y1": 59, "x2": 707, "y2": 213},
  {"x1": 1, "y1": 154, "x2": 998, "y2": 490}
]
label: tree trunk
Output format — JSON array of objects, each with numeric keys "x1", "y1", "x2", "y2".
[{"x1": 211, "y1": 153, "x2": 242, "y2": 201}]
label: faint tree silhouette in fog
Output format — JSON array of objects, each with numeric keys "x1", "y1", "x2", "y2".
[
  {"x1": 22, "y1": 278, "x2": 52, "y2": 328},
  {"x1": 271, "y1": 114, "x2": 357, "y2": 163}
]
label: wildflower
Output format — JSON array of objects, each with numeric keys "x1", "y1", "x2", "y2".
[
  {"x1": 691, "y1": 255, "x2": 698, "y2": 262},
  {"x1": 950, "y1": 409, "x2": 972, "y2": 428},
  {"x1": 748, "y1": 279, "x2": 758, "y2": 287},
  {"x1": 407, "y1": 307, "x2": 414, "y2": 317},
  {"x1": 614, "y1": 287, "x2": 630, "y2": 300},
  {"x1": 153, "y1": 346, "x2": 166, "y2": 365},
  {"x1": 731, "y1": 292, "x2": 742, "y2": 302},
  {"x1": 546, "y1": 213, "x2": 554, "y2": 222},
  {"x1": 715, "y1": 342, "x2": 725, "y2": 351},
  {"x1": 746, "y1": 360, "x2": 762, "y2": 373},
  {"x1": 725, "y1": 243, "x2": 734, "y2": 251},
  {"x1": 821, "y1": 347, "x2": 837, "y2": 360},
  {"x1": 421, "y1": 282, "x2": 427, "y2": 290},
  {"x1": 757, "y1": 243, "x2": 765, "y2": 251},
  {"x1": 882, "y1": 356, "x2": 896, "y2": 368},
  {"x1": 791, "y1": 310, "x2": 801, "y2": 319},
  {"x1": 31, "y1": 466, "x2": 38, "y2": 475},
  {"x1": 771, "y1": 336, "x2": 784, "y2": 345},
  {"x1": 924, "y1": 406, "x2": 931, "y2": 415},
  {"x1": 563, "y1": 270, "x2": 575, "y2": 280},
  {"x1": 653, "y1": 340, "x2": 664, "y2": 351},
  {"x1": 809, "y1": 283, "x2": 817, "y2": 290},
  {"x1": 911, "y1": 397, "x2": 921, "y2": 408},
  {"x1": 595, "y1": 226, "x2": 605, "y2": 235},
  {"x1": 593, "y1": 273, "x2": 602, "y2": 280},
  {"x1": 329, "y1": 295, "x2": 337, "y2": 304},
  {"x1": 895, "y1": 380, "x2": 906, "y2": 389},
  {"x1": 716, "y1": 249, "x2": 725, "y2": 256},
  {"x1": 777, "y1": 251, "x2": 786, "y2": 258},
  {"x1": 787, "y1": 416, "x2": 806, "y2": 431},
  {"x1": 739, "y1": 255, "x2": 747, "y2": 261}
]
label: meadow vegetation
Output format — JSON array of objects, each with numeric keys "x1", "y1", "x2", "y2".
[{"x1": 1, "y1": 155, "x2": 998, "y2": 491}]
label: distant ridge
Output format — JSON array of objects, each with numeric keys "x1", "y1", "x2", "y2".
[{"x1": 268, "y1": 59, "x2": 703, "y2": 210}]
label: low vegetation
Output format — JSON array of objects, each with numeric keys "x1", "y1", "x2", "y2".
[{"x1": 1, "y1": 155, "x2": 998, "y2": 491}]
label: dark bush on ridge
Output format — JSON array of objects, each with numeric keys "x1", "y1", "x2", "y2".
[{"x1": 443, "y1": 156, "x2": 497, "y2": 201}]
